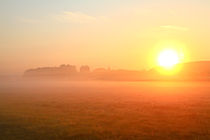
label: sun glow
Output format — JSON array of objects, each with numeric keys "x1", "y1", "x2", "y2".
[{"x1": 158, "y1": 49, "x2": 180, "y2": 69}]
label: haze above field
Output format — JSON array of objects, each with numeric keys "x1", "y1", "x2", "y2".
[
  {"x1": 21, "y1": 61, "x2": 210, "y2": 81},
  {"x1": 1, "y1": 0, "x2": 210, "y2": 75}
]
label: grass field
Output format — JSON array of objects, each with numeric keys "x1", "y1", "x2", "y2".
[{"x1": 0, "y1": 80, "x2": 209, "y2": 140}]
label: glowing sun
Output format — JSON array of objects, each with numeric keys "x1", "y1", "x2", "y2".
[{"x1": 158, "y1": 49, "x2": 180, "y2": 69}]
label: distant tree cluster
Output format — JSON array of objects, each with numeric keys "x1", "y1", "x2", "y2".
[
  {"x1": 23, "y1": 61, "x2": 210, "y2": 81},
  {"x1": 80, "y1": 65, "x2": 90, "y2": 73}
]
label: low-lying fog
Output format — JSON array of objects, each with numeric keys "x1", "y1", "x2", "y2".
[{"x1": 0, "y1": 79, "x2": 210, "y2": 140}]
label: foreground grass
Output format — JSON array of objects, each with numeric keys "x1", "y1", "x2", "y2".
[{"x1": 0, "y1": 81, "x2": 210, "y2": 140}]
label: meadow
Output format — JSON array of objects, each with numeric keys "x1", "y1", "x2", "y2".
[{"x1": 0, "y1": 80, "x2": 209, "y2": 140}]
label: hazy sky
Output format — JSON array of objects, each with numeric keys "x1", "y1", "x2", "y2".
[{"x1": 1, "y1": 0, "x2": 210, "y2": 75}]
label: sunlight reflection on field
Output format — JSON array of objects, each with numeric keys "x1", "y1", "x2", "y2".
[{"x1": 0, "y1": 80, "x2": 209, "y2": 139}]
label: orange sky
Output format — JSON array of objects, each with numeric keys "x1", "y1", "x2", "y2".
[{"x1": 1, "y1": 0, "x2": 210, "y2": 75}]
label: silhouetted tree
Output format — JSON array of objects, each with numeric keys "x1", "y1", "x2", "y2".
[{"x1": 80, "y1": 65, "x2": 90, "y2": 73}]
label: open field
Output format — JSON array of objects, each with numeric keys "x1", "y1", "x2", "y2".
[{"x1": 0, "y1": 80, "x2": 210, "y2": 140}]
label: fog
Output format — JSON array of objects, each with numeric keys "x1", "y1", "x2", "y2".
[{"x1": 0, "y1": 79, "x2": 210, "y2": 139}]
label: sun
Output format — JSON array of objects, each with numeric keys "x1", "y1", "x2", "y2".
[{"x1": 157, "y1": 49, "x2": 180, "y2": 69}]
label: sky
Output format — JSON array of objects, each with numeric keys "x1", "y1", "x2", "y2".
[{"x1": 1, "y1": 0, "x2": 210, "y2": 75}]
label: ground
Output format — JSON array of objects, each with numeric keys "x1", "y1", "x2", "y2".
[{"x1": 0, "y1": 81, "x2": 209, "y2": 140}]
